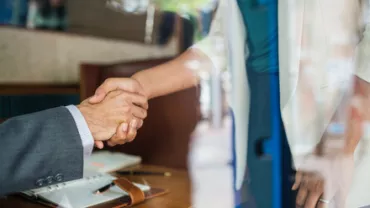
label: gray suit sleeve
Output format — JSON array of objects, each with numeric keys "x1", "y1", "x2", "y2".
[{"x1": 0, "y1": 107, "x2": 84, "y2": 195}]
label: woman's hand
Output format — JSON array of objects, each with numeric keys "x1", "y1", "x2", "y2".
[
  {"x1": 293, "y1": 154, "x2": 354, "y2": 208},
  {"x1": 87, "y1": 78, "x2": 148, "y2": 148},
  {"x1": 293, "y1": 106, "x2": 362, "y2": 208}
]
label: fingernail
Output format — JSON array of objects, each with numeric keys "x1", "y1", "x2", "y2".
[
  {"x1": 292, "y1": 184, "x2": 297, "y2": 190},
  {"x1": 122, "y1": 123, "x2": 128, "y2": 132},
  {"x1": 131, "y1": 120, "x2": 138, "y2": 129}
]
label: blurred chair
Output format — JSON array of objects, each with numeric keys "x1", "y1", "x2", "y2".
[{"x1": 80, "y1": 58, "x2": 201, "y2": 169}]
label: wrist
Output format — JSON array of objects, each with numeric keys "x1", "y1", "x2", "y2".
[
  {"x1": 77, "y1": 104, "x2": 94, "y2": 137},
  {"x1": 313, "y1": 141, "x2": 355, "y2": 157},
  {"x1": 131, "y1": 72, "x2": 152, "y2": 99}
]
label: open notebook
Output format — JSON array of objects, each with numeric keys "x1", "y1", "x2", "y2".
[
  {"x1": 84, "y1": 151, "x2": 142, "y2": 173},
  {"x1": 21, "y1": 170, "x2": 150, "y2": 208}
]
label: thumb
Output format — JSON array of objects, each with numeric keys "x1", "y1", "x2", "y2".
[
  {"x1": 94, "y1": 141, "x2": 104, "y2": 149},
  {"x1": 89, "y1": 89, "x2": 106, "y2": 104}
]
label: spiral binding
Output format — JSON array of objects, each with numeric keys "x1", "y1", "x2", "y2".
[{"x1": 29, "y1": 173, "x2": 113, "y2": 196}]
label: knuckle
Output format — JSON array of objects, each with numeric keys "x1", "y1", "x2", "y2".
[
  {"x1": 128, "y1": 137, "x2": 135, "y2": 142},
  {"x1": 139, "y1": 119, "x2": 144, "y2": 127},
  {"x1": 116, "y1": 96, "x2": 128, "y2": 106},
  {"x1": 128, "y1": 82, "x2": 135, "y2": 91},
  {"x1": 127, "y1": 132, "x2": 136, "y2": 140},
  {"x1": 129, "y1": 80, "x2": 139, "y2": 91},
  {"x1": 114, "y1": 134, "x2": 124, "y2": 140},
  {"x1": 122, "y1": 106, "x2": 131, "y2": 113},
  {"x1": 119, "y1": 94, "x2": 130, "y2": 103},
  {"x1": 104, "y1": 78, "x2": 113, "y2": 87}
]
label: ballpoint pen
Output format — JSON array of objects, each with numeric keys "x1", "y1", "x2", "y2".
[
  {"x1": 116, "y1": 170, "x2": 172, "y2": 176},
  {"x1": 93, "y1": 182, "x2": 115, "y2": 194}
]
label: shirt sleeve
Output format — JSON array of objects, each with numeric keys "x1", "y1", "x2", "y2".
[{"x1": 65, "y1": 105, "x2": 94, "y2": 159}]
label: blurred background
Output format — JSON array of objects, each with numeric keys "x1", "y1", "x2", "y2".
[
  {"x1": 0, "y1": 0, "x2": 216, "y2": 121},
  {"x1": 0, "y1": 0, "x2": 236, "y2": 207},
  {"x1": 3, "y1": 1, "x2": 370, "y2": 208}
]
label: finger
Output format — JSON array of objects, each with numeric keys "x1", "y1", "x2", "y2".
[
  {"x1": 111, "y1": 135, "x2": 127, "y2": 145},
  {"x1": 132, "y1": 106, "x2": 147, "y2": 119},
  {"x1": 110, "y1": 123, "x2": 129, "y2": 144},
  {"x1": 316, "y1": 194, "x2": 329, "y2": 208},
  {"x1": 316, "y1": 202, "x2": 328, "y2": 208},
  {"x1": 126, "y1": 92, "x2": 149, "y2": 110},
  {"x1": 127, "y1": 131, "x2": 137, "y2": 142},
  {"x1": 107, "y1": 140, "x2": 116, "y2": 147},
  {"x1": 116, "y1": 122, "x2": 129, "y2": 143},
  {"x1": 90, "y1": 89, "x2": 122, "y2": 104},
  {"x1": 304, "y1": 191, "x2": 322, "y2": 208},
  {"x1": 94, "y1": 141, "x2": 104, "y2": 149},
  {"x1": 127, "y1": 121, "x2": 138, "y2": 142},
  {"x1": 89, "y1": 91, "x2": 107, "y2": 104},
  {"x1": 306, "y1": 174, "x2": 324, "y2": 193},
  {"x1": 136, "y1": 119, "x2": 144, "y2": 129},
  {"x1": 301, "y1": 172, "x2": 319, "y2": 191},
  {"x1": 89, "y1": 78, "x2": 145, "y2": 104},
  {"x1": 129, "y1": 119, "x2": 138, "y2": 130},
  {"x1": 296, "y1": 187, "x2": 309, "y2": 207},
  {"x1": 293, "y1": 172, "x2": 303, "y2": 190}
]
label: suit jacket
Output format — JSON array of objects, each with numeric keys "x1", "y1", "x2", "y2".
[{"x1": 0, "y1": 107, "x2": 83, "y2": 195}]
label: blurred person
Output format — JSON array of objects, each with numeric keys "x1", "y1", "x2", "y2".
[
  {"x1": 90, "y1": 0, "x2": 370, "y2": 207},
  {"x1": 90, "y1": 0, "x2": 276, "y2": 207},
  {"x1": 0, "y1": 90, "x2": 148, "y2": 196},
  {"x1": 29, "y1": 0, "x2": 67, "y2": 31}
]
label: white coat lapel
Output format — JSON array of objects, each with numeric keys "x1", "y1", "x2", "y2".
[{"x1": 224, "y1": 0, "x2": 249, "y2": 190}]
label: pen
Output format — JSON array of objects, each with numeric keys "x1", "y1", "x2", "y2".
[
  {"x1": 93, "y1": 182, "x2": 115, "y2": 194},
  {"x1": 116, "y1": 170, "x2": 172, "y2": 177}
]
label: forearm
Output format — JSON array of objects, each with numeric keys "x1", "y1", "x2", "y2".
[
  {"x1": 132, "y1": 48, "x2": 213, "y2": 99},
  {"x1": 342, "y1": 76, "x2": 370, "y2": 154},
  {"x1": 314, "y1": 76, "x2": 365, "y2": 156}
]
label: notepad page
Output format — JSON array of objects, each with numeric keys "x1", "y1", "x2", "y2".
[
  {"x1": 84, "y1": 151, "x2": 142, "y2": 173},
  {"x1": 36, "y1": 174, "x2": 150, "y2": 208}
]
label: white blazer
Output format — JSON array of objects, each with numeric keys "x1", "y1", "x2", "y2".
[
  {"x1": 193, "y1": 0, "x2": 370, "y2": 207},
  {"x1": 193, "y1": 0, "x2": 248, "y2": 191}
]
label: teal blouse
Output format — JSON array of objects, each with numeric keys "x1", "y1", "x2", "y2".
[{"x1": 236, "y1": 0, "x2": 278, "y2": 73}]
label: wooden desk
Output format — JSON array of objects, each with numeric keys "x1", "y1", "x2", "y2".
[{"x1": 0, "y1": 165, "x2": 191, "y2": 208}]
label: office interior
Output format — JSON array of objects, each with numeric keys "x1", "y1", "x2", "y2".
[{"x1": 1, "y1": 0, "x2": 370, "y2": 208}]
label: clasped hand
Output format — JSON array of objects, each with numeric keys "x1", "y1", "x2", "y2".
[{"x1": 78, "y1": 78, "x2": 148, "y2": 148}]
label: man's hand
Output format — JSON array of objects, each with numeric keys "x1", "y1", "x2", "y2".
[{"x1": 78, "y1": 90, "x2": 148, "y2": 148}]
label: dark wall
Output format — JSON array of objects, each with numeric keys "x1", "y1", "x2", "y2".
[{"x1": 0, "y1": 95, "x2": 79, "y2": 119}]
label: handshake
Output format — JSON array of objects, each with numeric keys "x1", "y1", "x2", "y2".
[{"x1": 78, "y1": 77, "x2": 148, "y2": 148}]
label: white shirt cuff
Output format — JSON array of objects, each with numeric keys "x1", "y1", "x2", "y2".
[{"x1": 65, "y1": 105, "x2": 94, "y2": 159}]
